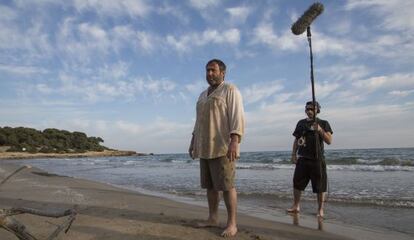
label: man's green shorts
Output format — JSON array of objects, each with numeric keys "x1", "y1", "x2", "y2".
[{"x1": 200, "y1": 156, "x2": 235, "y2": 191}]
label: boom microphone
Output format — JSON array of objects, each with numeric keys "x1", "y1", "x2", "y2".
[{"x1": 291, "y1": 3, "x2": 324, "y2": 35}]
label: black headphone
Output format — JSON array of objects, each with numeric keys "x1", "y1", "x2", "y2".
[{"x1": 306, "y1": 101, "x2": 321, "y2": 113}]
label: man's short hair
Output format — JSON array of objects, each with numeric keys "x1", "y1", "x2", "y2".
[
  {"x1": 306, "y1": 101, "x2": 321, "y2": 113},
  {"x1": 206, "y1": 59, "x2": 226, "y2": 72}
]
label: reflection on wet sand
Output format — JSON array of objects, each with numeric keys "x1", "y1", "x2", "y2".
[
  {"x1": 287, "y1": 213, "x2": 324, "y2": 231},
  {"x1": 317, "y1": 216, "x2": 324, "y2": 231},
  {"x1": 291, "y1": 213, "x2": 299, "y2": 226}
]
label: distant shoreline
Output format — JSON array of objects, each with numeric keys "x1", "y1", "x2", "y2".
[{"x1": 0, "y1": 150, "x2": 145, "y2": 160}]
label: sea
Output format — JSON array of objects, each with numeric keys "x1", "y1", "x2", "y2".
[{"x1": 3, "y1": 148, "x2": 414, "y2": 237}]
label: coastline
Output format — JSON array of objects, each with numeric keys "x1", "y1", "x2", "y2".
[
  {"x1": 1, "y1": 163, "x2": 412, "y2": 240},
  {"x1": 0, "y1": 162, "x2": 349, "y2": 240},
  {"x1": 0, "y1": 150, "x2": 141, "y2": 160}
]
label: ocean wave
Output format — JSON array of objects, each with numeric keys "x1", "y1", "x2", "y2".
[
  {"x1": 240, "y1": 158, "x2": 414, "y2": 166},
  {"x1": 235, "y1": 192, "x2": 414, "y2": 208},
  {"x1": 236, "y1": 164, "x2": 293, "y2": 170},
  {"x1": 152, "y1": 150, "x2": 414, "y2": 167},
  {"x1": 175, "y1": 190, "x2": 414, "y2": 208},
  {"x1": 323, "y1": 197, "x2": 414, "y2": 208},
  {"x1": 328, "y1": 165, "x2": 414, "y2": 172},
  {"x1": 326, "y1": 157, "x2": 359, "y2": 165},
  {"x1": 235, "y1": 163, "x2": 414, "y2": 172},
  {"x1": 160, "y1": 158, "x2": 175, "y2": 162}
]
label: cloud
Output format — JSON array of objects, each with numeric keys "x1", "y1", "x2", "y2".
[
  {"x1": 389, "y1": 89, "x2": 414, "y2": 97},
  {"x1": 253, "y1": 10, "x2": 359, "y2": 57},
  {"x1": 31, "y1": 70, "x2": 178, "y2": 103},
  {"x1": 328, "y1": 19, "x2": 353, "y2": 36},
  {"x1": 115, "y1": 120, "x2": 143, "y2": 134},
  {"x1": 242, "y1": 94, "x2": 414, "y2": 150},
  {"x1": 136, "y1": 31, "x2": 157, "y2": 52},
  {"x1": 252, "y1": 22, "x2": 302, "y2": 51},
  {"x1": 36, "y1": 84, "x2": 53, "y2": 94},
  {"x1": 0, "y1": 5, "x2": 17, "y2": 21},
  {"x1": 73, "y1": 0, "x2": 151, "y2": 18},
  {"x1": 143, "y1": 77, "x2": 176, "y2": 93},
  {"x1": 252, "y1": 20, "x2": 412, "y2": 61},
  {"x1": 353, "y1": 73, "x2": 414, "y2": 92},
  {"x1": 0, "y1": 15, "x2": 53, "y2": 59},
  {"x1": 57, "y1": 20, "x2": 159, "y2": 63},
  {"x1": 314, "y1": 81, "x2": 341, "y2": 99},
  {"x1": 188, "y1": 0, "x2": 220, "y2": 10},
  {"x1": 296, "y1": 81, "x2": 341, "y2": 101},
  {"x1": 345, "y1": 0, "x2": 414, "y2": 31},
  {"x1": 326, "y1": 103, "x2": 414, "y2": 128},
  {"x1": 79, "y1": 23, "x2": 107, "y2": 41},
  {"x1": 362, "y1": 34, "x2": 414, "y2": 60},
  {"x1": 242, "y1": 100, "x2": 303, "y2": 150},
  {"x1": 97, "y1": 62, "x2": 129, "y2": 80},
  {"x1": 57, "y1": 19, "x2": 110, "y2": 63},
  {"x1": 242, "y1": 81, "x2": 284, "y2": 104},
  {"x1": 226, "y1": 6, "x2": 252, "y2": 24},
  {"x1": 166, "y1": 28, "x2": 240, "y2": 53},
  {"x1": 112, "y1": 25, "x2": 158, "y2": 53},
  {"x1": 301, "y1": 71, "x2": 414, "y2": 104},
  {"x1": 97, "y1": 118, "x2": 193, "y2": 152},
  {"x1": 185, "y1": 80, "x2": 207, "y2": 95},
  {"x1": 13, "y1": 0, "x2": 66, "y2": 8},
  {"x1": 0, "y1": 64, "x2": 49, "y2": 76},
  {"x1": 319, "y1": 64, "x2": 372, "y2": 82},
  {"x1": 156, "y1": 3, "x2": 190, "y2": 24},
  {"x1": 310, "y1": 30, "x2": 355, "y2": 56},
  {"x1": 323, "y1": 102, "x2": 414, "y2": 148}
]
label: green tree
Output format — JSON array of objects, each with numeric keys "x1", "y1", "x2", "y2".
[
  {"x1": 1, "y1": 126, "x2": 108, "y2": 153},
  {"x1": 0, "y1": 133, "x2": 6, "y2": 145}
]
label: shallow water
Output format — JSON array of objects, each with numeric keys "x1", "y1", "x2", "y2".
[{"x1": 3, "y1": 148, "x2": 414, "y2": 236}]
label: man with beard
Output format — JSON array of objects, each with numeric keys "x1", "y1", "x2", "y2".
[{"x1": 189, "y1": 59, "x2": 245, "y2": 237}]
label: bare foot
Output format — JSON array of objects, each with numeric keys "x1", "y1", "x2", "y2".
[
  {"x1": 317, "y1": 209, "x2": 324, "y2": 218},
  {"x1": 195, "y1": 219, "x2": 219, "y2": 228},
  {"x1": 286, "y1": 207, "x2": 300, "y2": 214},
  {"x1": 221, "y1": 225, "x2": 237, "y2": 237}
]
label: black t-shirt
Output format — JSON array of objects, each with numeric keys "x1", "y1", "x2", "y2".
[{"x1": 293, "y1": 118, "x2": 333, "y2": 160}]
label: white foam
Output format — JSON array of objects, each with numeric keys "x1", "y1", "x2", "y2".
[{"x1": 327, "y1": 165, "x2": 414, "y2": 172}]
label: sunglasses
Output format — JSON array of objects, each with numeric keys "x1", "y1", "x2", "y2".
[{"x1": 306, "y1": 108, "x2": 315, "y2": 111}]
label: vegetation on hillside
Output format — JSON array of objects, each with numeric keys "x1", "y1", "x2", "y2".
[{"x1": 0, "y1": 126, "x2": 109, "y2": 153}]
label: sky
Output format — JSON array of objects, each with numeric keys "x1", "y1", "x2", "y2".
[{"x1": 0, "y1": 0, "x2": 413, "y2": 153}]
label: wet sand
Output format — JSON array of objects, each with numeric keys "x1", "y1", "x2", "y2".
[{"x1": 0, "y1": 163, "x2": 408, "y2": 240}]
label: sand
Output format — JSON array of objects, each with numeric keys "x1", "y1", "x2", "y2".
[{"x1": 1, "y1": 162, "x2": 407, "y2": 240}]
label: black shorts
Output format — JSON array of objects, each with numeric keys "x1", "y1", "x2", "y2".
[{"x1": 293, "y1": 157, "x2": 327, "y2": 193}]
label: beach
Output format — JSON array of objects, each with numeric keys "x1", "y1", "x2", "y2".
[
  {"x1": 1, "y1": 163, "x2": 349, "y2": 240},
  {"x1": 1, "y1": 149, "x2": 413, "y2": 240}
]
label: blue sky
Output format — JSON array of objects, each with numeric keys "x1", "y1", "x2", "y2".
[{"x1": 1, "y1": 0, "x2": 413, "y2": 153}]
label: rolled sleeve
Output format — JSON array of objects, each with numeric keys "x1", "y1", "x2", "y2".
[{"x1": 227, "y1": 85, "x2": 245, "y2": 142}]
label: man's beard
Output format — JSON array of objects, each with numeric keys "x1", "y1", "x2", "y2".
[{"x1": 207, "y1": 76, "x2": 223, "y2": 87}]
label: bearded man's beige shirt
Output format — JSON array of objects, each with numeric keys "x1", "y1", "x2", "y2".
[{"x1": 192, "y1": 82, "x2": 245, "y2": 159}]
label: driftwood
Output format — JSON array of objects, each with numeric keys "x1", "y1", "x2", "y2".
[{"x1": 0, "y1": 165, "x2": 77, "y2": 239}]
